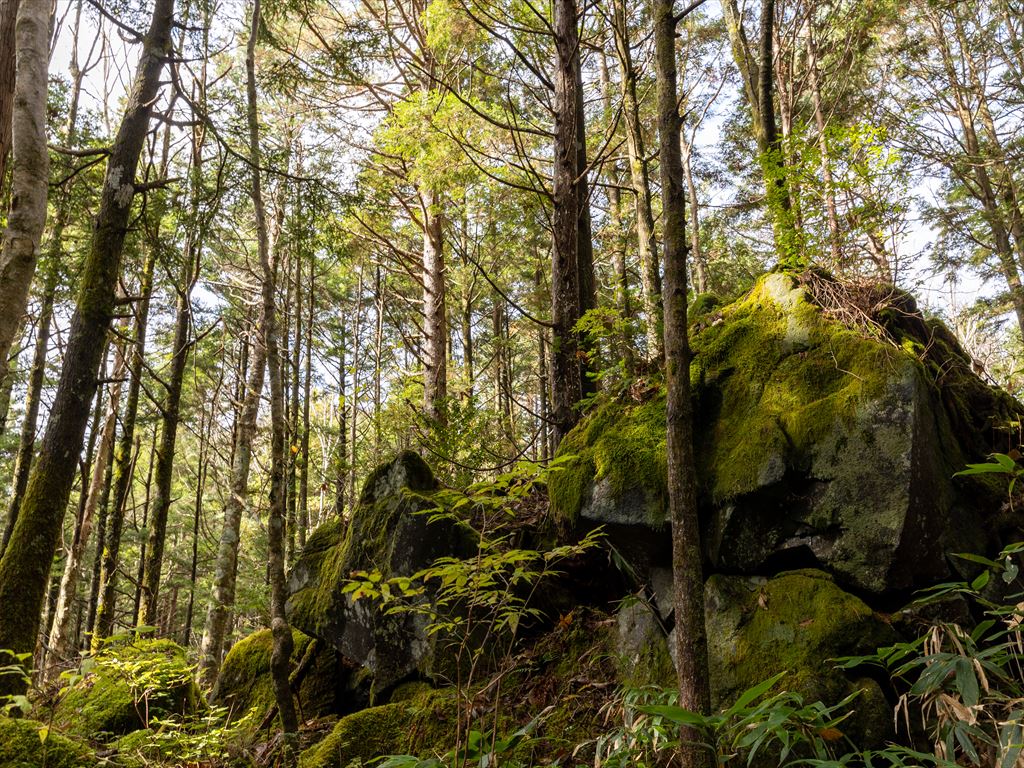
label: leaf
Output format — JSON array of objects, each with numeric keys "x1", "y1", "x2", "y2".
[
  {"x1": 971, "y1": 570, "x2": 991, "y2": 592},
  {"x1": 725, "y1": 672, "x2": 787, "y2": 716},
  {"x1": 637, "y1": 704, "x2": 707, "y2": 727},
  {"x1": 36, "y1": 725, "x2": 49, "y2": 744}
]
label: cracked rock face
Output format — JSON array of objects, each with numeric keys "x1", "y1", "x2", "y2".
[
  {"x1": 549, "y1": 273, "x2": 1022, "y2": 595},
  {"x1": 287, "y1": 451, "x2": 475, "y2": 695}
]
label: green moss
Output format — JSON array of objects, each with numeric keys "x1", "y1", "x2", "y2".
[
  {"x1": 56, "y1": 638, "x2": 201, "y2": 741},
  {"x1": 298, "y1": 691, "x2": 454, "y2": 768},
  {"x1": 707, "y1": 569, "x2": 894, "y2": 708},
  {"x1": 548, "y1": 397, "x2": 668, "y2": 527},
  {"x1": 0, "y1": 718, "x2": 95, "y2": 768},
  {"x1": 216, "y1": 627, "x2": 337, "y2": 724}
]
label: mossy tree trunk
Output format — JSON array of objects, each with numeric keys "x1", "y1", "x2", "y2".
[
  {"x1": 0, "y1": 0, "x2": 49, "y2": 371},
  {"x1": 0, "y1": 0, "x2": 174, "y2": 695},
  {"x1": 246, "y1": 0, "x2": 299, "y2": 758},
  {"x1": 0, "y1": 0, "x2": 17, "y2": 189},
  {"x1": 654, "y1": 0, "x2": 713, "y2": 765}
]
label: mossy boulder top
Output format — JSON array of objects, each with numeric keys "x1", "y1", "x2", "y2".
[
  {"x1": 549, "y1": 272, "x2": 1023, "y2": 594},
  {"x1": 287, "y1": 451, "x2": 476, "y2": 695}
]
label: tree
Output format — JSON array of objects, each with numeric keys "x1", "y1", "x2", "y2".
[
  {"x1": 0, "y1": 0, "x2": 50, "y2": 380},
  {"x1": 655, "y1": 0, "x2": 713, "y2": 764},
  {"x1": 0, "y1": 0, "x2": 175, "y2": 694}
]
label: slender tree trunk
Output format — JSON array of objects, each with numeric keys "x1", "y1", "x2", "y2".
[
  {"x1": 550, "y1": 0, "x2": 584, "y2": 446},
  {"x1": 0, "y1": 0, "x2": 50, "y2": 377},
  {"x1": 46, "y1": 347, "x2": 125, "y2": 680},
  {"x1": 348, "y1": 267, "x2": 364, "y2": 508},
  {"x1": 93, "y1": 244, "x2": 157, "y2": 641},
  {"x1": 182, "y1": 401, "x2": 209, "y2": 647},
  {"x1": 1, "y1": 266, "x2": 55, "y2": 555},
  {"x1": 298, "y1": 265, "x2": 313, "y2": 548},
  {"x1": 246, "y1": 1, "x2": 298, "y2": 756},
  {"x1": 334, "y1": 322, "x2": 347, "y2": 519},
  {"x1": 198, "y1": 320, "x2": 269, "y2": 682},
  {"x1": 653, "y1": 2, "x2": 712, "y2": 764},
  {"x1": 0, "y1": 0, "x2": 174, "y2": 695},
  {"x1": 806, "y1": 26, "x2": 841, "y2": 269},
  {"x1": 422, "y1": 190, "x2": 448, "y2": 427},
  {"x1": 612, "y1": 0, "x2": 663, "y2": 359},
  {"x1": 131, "y1": 425, "x2": 158, "y2": 631}
]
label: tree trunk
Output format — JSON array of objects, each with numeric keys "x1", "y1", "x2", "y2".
[
  {"x1": 653, "y1": 1, "x2": 712, "y2": 764},
  {"x1": 46, "y1": 345, "x2": 125, "y2": 681},
  {"x1": 246, "y1": 0, "x2": 299, "y2": 757},
  {"x1": 92, "y1": 243, "x2": 157, "y2": 642},
  {"x1": 0, "y1": 0, "x2": 50, "y2": 379},
  {"x1": 0, "y1": 0, "x2": 174, "y2": 695},
  {"x1": 198, "y1": 313, "x2": 267, "y2": 685},
  {"x1": 298, "y1": 264, "x2": 313, "y2": 548},
  {"x1": 422, "y1": 190, "x2": 448, "y2": 427},
  {"x1": 1, "y1": 265, "x2": 55, "y2": 556},
  {"x1": 550, "y1": 0, "x2": 584, "y2": 447},
  {"x1": 611, "y1": 0, "x2": 663, "y2": 359}
]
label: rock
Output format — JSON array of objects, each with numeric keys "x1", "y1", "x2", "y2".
[
  {"x1": 55, "y1": 638, "x2": 202, "y2": 741},
  {"x1": 0, "y1": 717, "x2": 95, "y2": 768},
  {"x1": 287, "y1": 451, "x2": 476, "y2": 696},
  {"x1": 549, "y1": 272, "x2": 1022, "y2": 594},
  {"x1": 297, "y1": 688, "x2": 453, "y2": 768},
  {"x1": 614, "y1": 598, "x2": 675, "y2": 687},
  {"x1": 215, "y1": 627, "x2": 346, "y2": 722}
]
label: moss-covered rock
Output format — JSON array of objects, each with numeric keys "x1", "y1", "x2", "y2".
[
  {"x1": 215, "y1": 627, "x2": 344, "y2": 723},
  {"x1": 549, "y1": 272, "x2": 1022, "y2": 593},
  {"x1": 698, "y1": 569, "x2": 895, "y2": 746},
  {"x1": 55, "y1": 638, "x2": 202, "y2": 741},
  {"x1": 287, "y1": 451, "x2": 476, "y2": 696},
  {"x1": 0, "y1": 717, "x2": 95, "y2": 768},
  {"x1": 297, "y1": 689, "x2": 454, "y2": 768}
]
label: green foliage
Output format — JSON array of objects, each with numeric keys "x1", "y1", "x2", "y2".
[
  {"x1": 0, "y1": 716, "x2": 95, "y2": 768},
  {"x1": 837, "y1": 538, "x2": 1024, "y2": 767},
  {"x1": 114, "y1": 704, "x2": 257, "y2": 768},
  {"x1": 56, "y1": 637, "x2": 202, "y2": 741}
]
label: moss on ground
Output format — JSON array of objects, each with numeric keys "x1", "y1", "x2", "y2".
[
  {"x1": 0, "y1": 717, "x2": 95, "y2": 768},
  {"x1": 55, "y1": 638, "x2": 201, "y2": 741}
]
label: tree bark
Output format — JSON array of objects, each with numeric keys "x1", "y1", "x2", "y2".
[
  {"x1": 92, "y1": 244, "x2": 157, "y2": 642},
  {"x1": 0, "y1": 0, "x2": 18, "y2": 188},
  {"x1": 0, "y1": 0, "x2": 174, "y2": 695},
  {"x1": 653, "y1": 0, "x2": 712, "y2": 764},
  {"x1": 422, "y1": 189, "x2": 448, "y2": 426},
  {"x1": 246, "y1": 0, "x2": 299, "y2": 756},
  {"x1": 46, "y1": 345, "x2": 125, "y2": 681},
  {"x1": 550, "y1": 0, "x2": 584, "y2": 446},
  {"x1": 0, "y1": 0, "x2": 50, "y2": 379}
]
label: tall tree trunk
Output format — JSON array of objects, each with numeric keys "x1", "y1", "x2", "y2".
[
  {"x1": 199, "y1": 317, "x2": 267, "y2": 687},
  {"x1": 550, "y1": 0, "x2": 584, "y2": 446},
  {"x1": 611, "y1": 0, "x2": 663, "y2": 359},
  {"x1": 422, "y1": 190, "x2": 448, "y2": 426},
  {"x1": 806, "y1": 26, "x2": 841, "y2": 269},
  {"x1": 334, "y1": 322, "x2": 347, "y2": 519},
  {"x1": 298, "y1": 265, "x2": 313, "y2": 547},
  {"x1": 135, "y1": 251, "x2": 195, "y2": 630},
  {"x1": 0, "y1": 0, "x2": 174, "y2": 695},
  {"x1": 46, "y1": 346, "x2": 126, "y2": 681},
  {"x1": 92, "y1": 244, "x2": 157, "y2": 642},
  {"x1": 1, "y1": 265, "x2": 55, "y2": 555},
  {"x1": 246, "y1": 0, "x2": 298, "y2": 757},
  {"x1": 0, "y1": 0, "x2": 50, "y2": 379},
  {"x1": 653, "y1": 2, "x2": 712, "y2": 765}
]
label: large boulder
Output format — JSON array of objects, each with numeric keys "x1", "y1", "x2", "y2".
[
  {"x1": 549, "y1": 272, "x2": 1022, "y2": 594},
  {"x1": 0, "y1": 718, "x2": 95, "y2": 768},
  {"x1": 287, "y1": 451, "x2": 476, "y2": 696},
  {"x1": 215, "y1": 627, "x2": 344, "y2": 723}
]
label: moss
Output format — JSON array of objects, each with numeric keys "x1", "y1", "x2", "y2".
[
  {"x1": 0, "y1": 717, "x2": 95, "y2": 768},
  {"x1": 56, "y1": 638, "x2": 201, "y2": 741},
  {"x1": 298, "y1": 691, "x2": 454, "y2": 768},
  {"x1": 548, "y1": 397, "x2": 668, "y2": 527},
  {"x1": 706, "y1": 569, "x2": 894, "y2": 708},
  {"x1": 216, "y1": 627, "x2": 339, "y2": 724}
]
